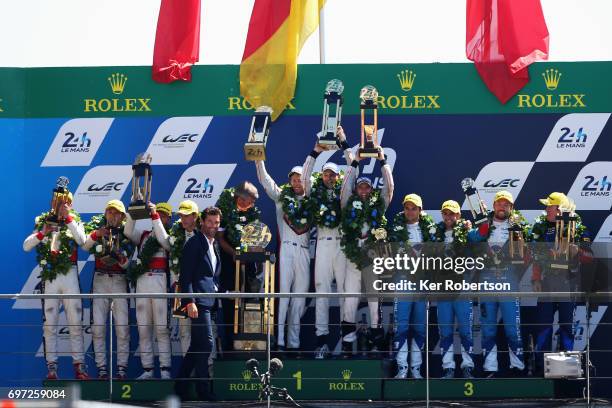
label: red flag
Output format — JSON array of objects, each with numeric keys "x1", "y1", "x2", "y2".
[
  {"x1": 152, "y1": 0, "x2": 201, "y2": 83},
  {"x1": 466, "y1": 0, "x2": 549, "y2": 103}
]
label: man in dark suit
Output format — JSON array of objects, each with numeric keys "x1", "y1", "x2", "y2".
[{"x1": 175, "y1": 206, "x2": 222, "y2": 401}]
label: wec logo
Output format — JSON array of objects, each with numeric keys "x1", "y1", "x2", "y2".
[
  {"x1": 483, "y1": 179, "x2": 520, "y2": 188},
  {"x1": 184, "y1": 178, "x2": 214, "y2": 199},
  {"x1": 87, "y1": 182, "x2": 124, "y2": 192},
  {"x1": 162, "y1": 133, "x2": 198, "y2": 143}
]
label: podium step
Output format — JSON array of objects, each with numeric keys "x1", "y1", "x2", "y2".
[
  {"x1": 384, "y1": 377, "x2": 555, "y2": 400},
  {"x1": 43, "y1": 362, "x2": 556, "y2": 402}
]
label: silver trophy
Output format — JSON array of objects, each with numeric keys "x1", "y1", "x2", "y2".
[
  {"x1": 359, "y1": 85, "x2": 380, "y2": 158},
  {"x1": 244, "y1": 106, "x2": 273, "y2": 161},
  {"x1": 461, "y1": 178, "x2": 488, "y2": 225},
  {"x1": 319, "y1": 79, "x2": 344, "y2": 149},
  {"x1": 128, "y1": 153, "x2": 153, "y2": 220}
]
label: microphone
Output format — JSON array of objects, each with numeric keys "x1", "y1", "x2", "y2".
[
  {"x1": 270, "y1": 358, "x2": 283, "y2": 376},
  {"x1": 246, "y1": 358, "x2": 260, "y2": 377}
]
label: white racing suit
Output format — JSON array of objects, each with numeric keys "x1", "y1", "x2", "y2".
[
  {"x1": 340, "y1": 161, "x2": 394, "y2": 343},
  {"x1": 23, "y1": 215, "x2": 86, "y2": 366},
  {"x1": 124, "y1": 214, "x2": 172, "y2": 372},
  {"x1": 256, "y1": 161, "x2": 310, "y2": 349},
  {"x1": 301, "y1": 148, "x2": 353, "y2": 346},
  {"x1": 153, "y1": 220, "x2": 195, "y2": 356},
  {"x1": 83, "y1": 228, "x2": 131, "y2": 372}
]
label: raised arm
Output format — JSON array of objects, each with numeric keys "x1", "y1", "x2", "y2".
[
  {"x1": 301, "y1": 145, "x2": 322, "y2": 197},
  {"x1": 255, "y1": 160, "x2": 281, "y2": 202},
  {"x1": 65, "y1": 216, "x2": 87, "y2": 247},
  {"x1": 151, "y1": 215, "x2": 171, "y2": 251},
  {"x1": 380, "y1": 164, "x2": 394, "y2": 210},
  {"x1": 123, "y1": 213, "x2": 144, "y2": 245},
  {"x1": 340, "y1": 160, "x2": 359, "y2": 209}
]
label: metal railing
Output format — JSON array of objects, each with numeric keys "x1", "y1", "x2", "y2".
[{"x1": 0, "y1": 290, "x2": 611, "y2": 407}]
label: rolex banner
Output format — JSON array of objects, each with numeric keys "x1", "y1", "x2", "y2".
[{"x1": 1, "y1": 62, "x2": 612, "y2": 393}]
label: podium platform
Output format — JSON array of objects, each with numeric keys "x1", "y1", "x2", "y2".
[{"x1": 44, "y1": 360, "x2": 560, "y2": 403}]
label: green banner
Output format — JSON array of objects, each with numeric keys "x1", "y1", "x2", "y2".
[{"x1": 1, "y1": 62, "x2": 610, "y2": 118}]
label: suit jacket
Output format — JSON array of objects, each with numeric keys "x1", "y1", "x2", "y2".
[{"x1": 179, "y1": 230, "x2": 221, "y2": 309}]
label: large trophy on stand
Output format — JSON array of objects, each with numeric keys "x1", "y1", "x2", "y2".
[
  {"x1": 244, "y1": 106, "x2": 273, "y2": 161},
  {"x1": 461, "y1": 178, "x2": 488, "y2": 225},
  {"x1": 550, "y1": 198, "x2": 578, "y2": 270},
  {"x1": 318, "y1": 79, "x2": 344, "y2": 149},
  {"x1": 233, "y1": 221, "x2": 276, "y2": 351},
  {"x1": 359, "y1": 85, "x2": 380, "y2": 158},
  {"x1": 128, "y1": 153, "x2": 153, "y2": 220},
  {"x1": 47, "y1": 177, "x2": 71, "y2": 253}
]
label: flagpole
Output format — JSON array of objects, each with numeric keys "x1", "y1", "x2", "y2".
[{"x1": 319, "y1": 5, "x2": 326, "y2": 64}]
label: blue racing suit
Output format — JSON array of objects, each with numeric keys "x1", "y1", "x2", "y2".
[
  {"x1": 468, "y1": 216, "x2": 527, "y2": 373},
  {"x1": 530, "y1": 214, "x2": 592, "y2": 368},
  {"x1": 435, "y1": 222, "x2": 474, "y2": 370},
  {"x1": 389, "y1": 212, "x2": 434, "y2": 370}
]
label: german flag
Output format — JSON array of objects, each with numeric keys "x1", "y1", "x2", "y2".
[{"x1": 240, "y1": 0, "x2": 325, "y2": 120}]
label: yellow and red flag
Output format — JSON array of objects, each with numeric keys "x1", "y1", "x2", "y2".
[{"x1": 240, "y1": 0, "x2": 325, "y2": 120}]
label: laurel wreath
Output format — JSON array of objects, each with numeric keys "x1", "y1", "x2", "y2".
[
  {"x1": 167, "y1": 220, "x2": 187, "y2": 276},
  {"x1": 216, "y1": 188, "x2": 261, "y2": 248},
  {"x1": 84, "y1": 214, "x2": 134, "y2": 261},
  {"x1": 280, "y1": 184, "x2": 312, "y2": 230},
  {"x1": 33, "y1": 211, "x2": 81, "y2": 282},
  {"x1": 340, "y1": 191, "x2": 387, "y2": 267},
  {"x1": 127, "y1": 233, "x2": 163, "y2": 282},
  {"x1": 307, "y1": 171, "x2": 344, "y2": 229},
  {"x1": 389, "y1": 211, "x2": 437, "y2": 243},
  {"x1": 432, "y1": 218, "x2": 470, "y2": 244}
]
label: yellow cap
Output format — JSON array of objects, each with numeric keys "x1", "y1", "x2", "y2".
[
  {"x1": 494, "y1": 190, "x2": 514, "y2": 204},
  {"x1": 539, "y1": 192, "x2": 567, "y2": 207},
  {"x1": 441, "y1": 200, "x2": 461, "y2": 214},
  {"x1": 105, "y1": 199, "x2": 126, "y2": 214},
  {"x1": 177, "y1": 200, "x2": 199, "y2": 215},
  {"x1": 156, "y1": 202, "x2": 173, "y2": 216},
  {"x1": 403, "y1": 193, "x2": 423, "y2": 208}
]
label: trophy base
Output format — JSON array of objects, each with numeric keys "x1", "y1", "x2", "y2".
[
  {"x1": 318, "y1": 135, "x2": 339, "y2": 150},
  {"x1": 550, "y1": 262, "x2": 570, "y2": 270},
  {"x1": 474, "y1": 217, "x2": 489, "y2": 225},
  {"x1": 358, "y1": 147, "x2": 379, "y2": 158},
  {"x1": 45, "y1": 217, "x2": 61, "y2": 227},
  {"x1": 233, "y1": 333, "x2": 270, "y2": 351},
  {"x1": 128, "y1": 204, "x2": 149, "y2": 220},
  {"x1": 244, "y1": 142, "x2": 266, "y2": 161},
  {"x1": 236, "y1": 250, "x2": 274, "y2": 263},
  {"x1": 172, "y1": 309, "x2": 188, "y2": 319},
  {"x1": 99, "y1": 255, "x2": 118, "y2": 267}
]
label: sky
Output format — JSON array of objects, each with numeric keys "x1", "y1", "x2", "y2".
[{"x1": 1, "y1": 0, "x2": 611, "y2": 67}]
